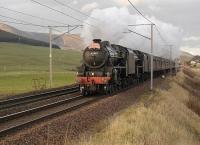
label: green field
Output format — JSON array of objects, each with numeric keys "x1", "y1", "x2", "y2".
[{"x1": 0, "y1": 42, "x2": 81, "y2": 97}]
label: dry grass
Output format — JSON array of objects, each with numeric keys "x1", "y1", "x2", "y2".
[
  {"x1": 183, "y1": 66, "x2": 200, "y2": 79},
  {"x1": 182, "y1": 67, "x2": 200, "y2": 116},
  {"x1": 180, "y1": 67, "x2": 200, "y2": 96},
  {"x1": 67, "y1": 77, "x2": 200, "y2": 145},
  {"x1": 187, "y1": 95, "x2": 200, "y2": 116}
]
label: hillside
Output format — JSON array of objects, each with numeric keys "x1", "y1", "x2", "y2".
[
  {"x1": 180, "y1": 51, "x2": 194, "y2": 63},
  {"x1": 0, "y1": 42, "x2": 81, "y2": 96},
  {"x1": 0, "y1": 23, "x2": 84, "y2": 50},
  {"x1": 0, "y1": 23, "x2": 60, "y2": 48},
  {"x1": 0, "y1": 42, "x2": 81, "y2": 71}
]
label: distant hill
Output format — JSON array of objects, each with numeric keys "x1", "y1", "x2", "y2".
[
  {"x1": 0, "y1": 23, "x2": 60, "y2": 48},
  {"x1": 180, "y1": 51, "x2": 194, "y2": 63},
  {"x1": 0, "y1": 23, "x2": 84, "y2": 50}
]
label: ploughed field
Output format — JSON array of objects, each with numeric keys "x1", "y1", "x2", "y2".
[{"x1": 0, "y1": 42, "x2": 81, "y2": 97}]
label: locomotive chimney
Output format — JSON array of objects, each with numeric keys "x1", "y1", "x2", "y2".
[{"x1": 93, "y1": 39, "x2": 102, "y2": 44}]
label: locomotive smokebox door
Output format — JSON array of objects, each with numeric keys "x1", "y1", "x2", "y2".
[{"x1": 83, "y1": 40, "x2": 109, "y2": 69}]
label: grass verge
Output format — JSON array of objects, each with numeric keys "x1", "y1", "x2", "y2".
[
  {"x1": 68, "y1": 77, "x2": 200, "y2": 145},
  {"x1": 0, "y1": 71, "x2": 76, "y2": 97},
  {"x1": 0, "y1": 42, "x2": 81, "y2": 97}
]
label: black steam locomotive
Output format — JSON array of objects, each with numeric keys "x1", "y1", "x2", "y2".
[{"x1": 77, "y1": 39, "x2": 175, "y2": 95}]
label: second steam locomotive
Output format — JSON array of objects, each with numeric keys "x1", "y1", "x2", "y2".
[{"x1": 77, "y1": 39, "x2": 175, "y2": 95}]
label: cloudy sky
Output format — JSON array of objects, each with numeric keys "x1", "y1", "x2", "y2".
[{"x1": 0, "y1": 0, "x2": 199, "y2": 55}]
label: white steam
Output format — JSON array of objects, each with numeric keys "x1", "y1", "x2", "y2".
[{"x1": 81, "y1": 7, "x2": 183, "y2": 59}]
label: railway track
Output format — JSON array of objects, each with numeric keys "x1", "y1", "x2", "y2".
[
  {"x1": 0, "y1": 79, "x2": 154, "y2": 137},
  {"x1": 0, "y1": 93, "x2": 98, "y2": 136},
  {"x1": 0, "y1": 85, "x2": 79, "y2": 110}
]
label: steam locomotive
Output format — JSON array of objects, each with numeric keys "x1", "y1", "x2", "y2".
[{"x1": 77, "y1": 39, "x2": 175, "y2": 95}]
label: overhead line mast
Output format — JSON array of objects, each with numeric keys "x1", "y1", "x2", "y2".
[
  {"x1": 128, "y1": 0, "x2": 175, "y2": 89},
  {"x1": 127, "y1": 0, "x2": 168, "y2": 90}
]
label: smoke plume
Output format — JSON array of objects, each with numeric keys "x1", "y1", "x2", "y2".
[{"x1": 81, "y1": 7, "x2": 183, "y2": 59}]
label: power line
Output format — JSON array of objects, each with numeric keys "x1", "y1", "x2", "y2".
[
  {"x1": 53, "y1": 25, "x2": 80, "y2": 40},
  {"x1": 127, "y1": 29, "x2": 151, "y2": 40},
  {"x1": 129, "y1": 24, "x2": 168, "y2": 45},
  {"x1": 53, "y1": 0, "x2": 98, "y2": 20},
  {"x1": 0, "y1": 19, "x2": 82, "y2": 52},
  {"x1": 0, "y1": 14, "x2": 83, "y2": 42},
  {"x1": 155, "y1": 26, "x2": 168, "y2": 45},
  {"x1": 0, "y1": 15, "x2": 47, "y2": 28},
  {"x1": 29, "y1": 0, "x2": 82, "y2": 22},
  {"x1": 0, "y1": 13, "x2": 80, "y2": 30},
  {"x1": 0, "y1": 14, "x2": 42, "y2": 25},
  {"x1": 29, "y1": 0, "x2": 95, "y2": 28},
  {"x1": 0, "y1": 19, "x2": 48, "y2": 28},
  {"x1": 127, "y1": 24, "x2": 152, "y2": 40},
  {"x1": 53, "y1": 28, "x2": 83, "y2": 41},
  {"x1": 0, "y1": 6, "x2": 68, "y2": 26},
  {"x1": 128, "y1": 0, "x2": 154, "y2": 24},
  {"x1": 127, "y1": 0, "x2": 169, "y2": 45},
  {"x1": 128, "y1": 24, "x2": 152, "y2": 27}
]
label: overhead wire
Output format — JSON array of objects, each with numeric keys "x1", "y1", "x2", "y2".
[
  {"x1": 53, "y1": 25, "x2": 81, "y2": 40},
  {"x1": 0, "y1": 15, "x2": 47, "y2": 28},
  {"x1": 127, "y1": 29, "x2": 151, "y2": 40},
  {"x1": 128, "y1": 0, "x2": 154, "y2": 24},
  {"x1": 0, "y1": 6, "x2": 69, "y2": 26},
  {"x1": 29, "y1": 0, "x2": 95, "y2": 28},
  {"x1": 0, "y1": 19, "x2": 83, "y2": 48},
  {"x1": 127, "y1": 0, "x2": 169, "y2": 45},
  {"x1": 52, "y1": 28, "x2": 83, "y2": 42},
  {"x1": 0, "y1": 5, "x2": 83, "y2": 48},
  {"x1": 155, "y1": 26, "x2": 168, "y2": 45},
  {"x1": 53, "y1": 0, "x2": 98, "y2": 21},
  {"x1": 0, "y1": 12, "x2": 83, "y2": 47},
  {"x1": 0, "y1": 19, "x2": 39, "y2": 27}
]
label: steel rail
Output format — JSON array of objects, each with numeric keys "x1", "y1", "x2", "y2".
[
  {"x1": 0, "y1": 95, "x2": 97, "y2": 136},
  {"x1": 0, "y1": 95, "x2": 83, "y2": 123},
  {"x1": 0, "y1": 86, "x2": 79, "y2": 110}
]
